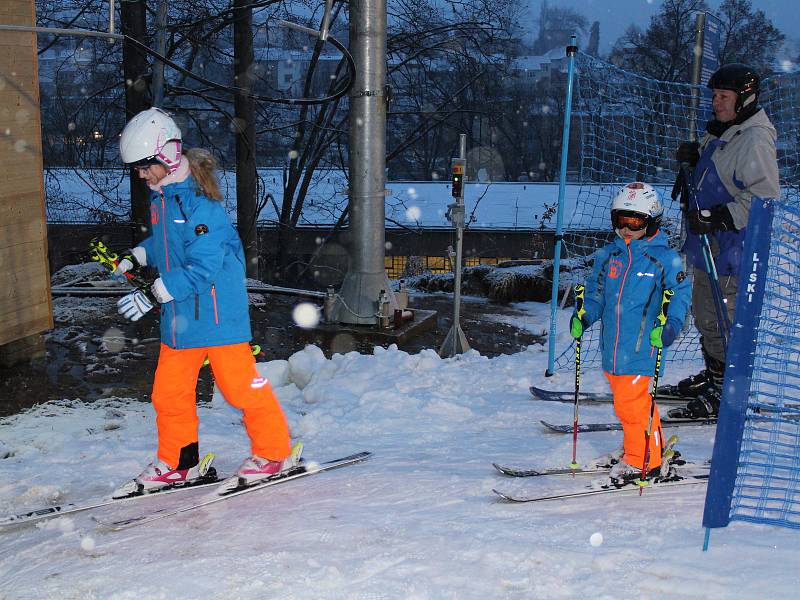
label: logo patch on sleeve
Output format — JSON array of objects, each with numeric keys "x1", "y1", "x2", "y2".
[
  {"x1": 195, "y1": 224, "x2": 209, "y2": 236},
  {"x1": 676, "y1": 271, "x2": 686, "y2": 283}
]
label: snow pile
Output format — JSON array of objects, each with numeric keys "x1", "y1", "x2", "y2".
[
  {"x1": 49, "y1": 261, "x2": 107, "y2": 286},
  {"x1": 408, "y1": 258, "x2": 594, "y2": 304}
]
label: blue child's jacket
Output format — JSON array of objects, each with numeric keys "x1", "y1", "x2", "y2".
[
  {"x1": 139, "y1": 176, "x2": 252, "y2": 349},
  {"x1": 582, "y1": 231, "x2": 691, "y2": 376}
]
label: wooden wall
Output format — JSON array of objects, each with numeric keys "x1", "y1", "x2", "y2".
[{"x1": 0, "y1": 0, "x2": 53, "y2": 347}]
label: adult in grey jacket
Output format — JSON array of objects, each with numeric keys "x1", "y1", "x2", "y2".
[{"x1": 669, "y1": 63, "x2": 780, "y2": 418}]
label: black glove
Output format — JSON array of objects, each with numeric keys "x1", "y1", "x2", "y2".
[
  {"x1": 676, "y1": 141, "x2": 700, "y2": 167},
  {"x1": 687, "y1": 204, "x2": 736, "y2": 234}
]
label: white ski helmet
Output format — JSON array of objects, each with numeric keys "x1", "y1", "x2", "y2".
[
  {"x1": 119, "y1": 107, "x2": 182, "y2": 171},
  {"x1": 610, "y1": 182, "x2": 663, "y2": 236}
]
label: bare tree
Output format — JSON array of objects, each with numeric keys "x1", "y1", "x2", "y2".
[
  {"x1": 233, "y1": 0, "x2": 259, "y2": 277},
  {"x1": 120, "y1": 0, "x2": 151, "y2": 243},
  {"x1": 267, "y1": 0, "x2": 523, "y2": 282},
  {"x1": 385, "y1": 0, "x2": 522, "y2": 180},
  {"x1": 501, "y1": 72, "x2": 569, "y2": 182},
  {"x1": 715, "y1": 0, "x2": 784, "y2": 73},
  {"x1": 35, "y1": 0, "x2": 538, "y2": 285},
  {"x1": 608, "y1": 0, "x2": 708, "y2": 82},
  {"x1": 609, "y1": 0, "x2": 784, "y2": 82}
]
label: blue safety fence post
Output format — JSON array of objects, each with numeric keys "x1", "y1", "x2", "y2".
[
  {"x1": 702, "y1": 198, "x2": 773, "y2": 550},
  {"x1": 546, "y1": 35, "x2": 578, "y2": 377}
]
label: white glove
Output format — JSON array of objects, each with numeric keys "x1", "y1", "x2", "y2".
[
  {"x1": 130, "y1": 246, "x2": 147, "y2": 266},
  {"x1": 151, "y1": 278, "x2": 174, "y2": 304},
  {"x1": 114, "y1": 258, "x2": 134, "y2": 278},
  {"x1": 113, "y1": 246, "x2": 147, "y2": 277},
  {"x1": 117, "y1": 290, "x2": 154, "y2": 321}
]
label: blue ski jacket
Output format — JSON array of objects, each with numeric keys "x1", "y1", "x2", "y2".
[
  {"x1": 582, "y1": 231, "x2": 691, "y2": 376},
  {"x1": 138, "y1": 175, "x2": 251, "y2": 349}
]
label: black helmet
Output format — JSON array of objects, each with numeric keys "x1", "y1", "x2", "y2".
[{"x1": 707, "y1": 63, "x2": 760, "y2": 114}]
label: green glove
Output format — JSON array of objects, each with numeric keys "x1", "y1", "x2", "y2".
[
  {"x1": 649, "y1": 323, "x2": 677, "y2": 349},
  {"x1": 649, "y1": 326, "x2": 663, "y2": 348},
  {"x1": 570, "y1": 314, "x2": 586, "y2": 339}
]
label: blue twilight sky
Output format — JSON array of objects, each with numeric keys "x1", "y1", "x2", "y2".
[{"x1": 523, "y1": 0, "x2": 799, "y2": 55}]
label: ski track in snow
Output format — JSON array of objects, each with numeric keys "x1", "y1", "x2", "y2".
[{"x1": 0, "y1": 304, "x2": 798, "y2": 599}]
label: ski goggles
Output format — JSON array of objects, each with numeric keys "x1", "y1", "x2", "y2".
[
  {"x1": 611, "y1": 210, "x2": 649, "y2": 232},
  {"x1": 128, "y1": 156, "x2": 164, "y2": 169}
]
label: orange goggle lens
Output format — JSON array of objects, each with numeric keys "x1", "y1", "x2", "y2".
[{"x1": 612, "y1": 212, "x2": 648, "y2": 231}]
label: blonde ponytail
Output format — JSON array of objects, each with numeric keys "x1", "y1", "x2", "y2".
[{"x1": 184, "y1": 148, "x2": 223, "y2": 201}]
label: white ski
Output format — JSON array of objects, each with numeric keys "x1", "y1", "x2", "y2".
[
  {"x1": 493, "y1": 472, "x2": 709, "y2": 503},
  {"x1": 0, "y1": 453, "x2": 220, "y2": 528},
  {"x1": 99, "y1": 451, "x2": 372, "y2": 531}
]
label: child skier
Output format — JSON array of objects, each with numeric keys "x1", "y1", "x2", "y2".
[
  {"x1": 112, "y1": 107, "x2": 293, "y2": 497},
  {"x1": 570, "y1": 182, "x2": 691, "y2": 485}
]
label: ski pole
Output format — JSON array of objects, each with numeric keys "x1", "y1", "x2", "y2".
[
  {"x1": 697, "y1": 232, "x2": 731, "y2": 353},
  {"x1": 570, "y1": 284, "x2": 586, "y2": 471},
  {"x1": 89, "y1": 238, "x2": 154, "y2": 295},
  {"x1": 639, "y1": 288, "x2": 674, "y2": 493},
  {"x1": 90, "y1": 238, "x2": 130, "y2": 276},
  {"x1": 677, "y1": 164, "x2": 731, "y2": 351}
]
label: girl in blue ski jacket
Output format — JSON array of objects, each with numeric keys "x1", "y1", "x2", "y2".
[
  {"x1": 135, "y1": 152, "x2": 251, "y2": 349},
  {"x1": 111, "y1": 108, "x2": 292, "y2": 499},
  {"x1": 571, "y1": 182, "x2": 691, "y2": 485}
]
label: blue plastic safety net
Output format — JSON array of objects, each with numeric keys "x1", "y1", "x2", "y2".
[
  {"x1": 727, "y1": 201, "x2": 800, "y2": 529},
  {"x1": 554, "y1": 53, "x2": 800, "y2": 372}
]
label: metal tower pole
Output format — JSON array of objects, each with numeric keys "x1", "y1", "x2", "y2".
[{"x1": 334, "y1": 0, "x2": 393, "y2": 324}]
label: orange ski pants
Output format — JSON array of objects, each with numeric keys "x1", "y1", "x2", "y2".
[
  {"x1": 151, "y1": 342, "x2": 291, "y2": 468},
  {"x1": 604, "y1": 372, "x2": 662, "y2": 471}
]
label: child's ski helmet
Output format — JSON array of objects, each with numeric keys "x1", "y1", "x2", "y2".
[
  {"x1": 119, "y1": 107, "x2": 182, "y2": 172},
  {"x1": 610, "y1": 182, "x2": 663, "y2": 237}
]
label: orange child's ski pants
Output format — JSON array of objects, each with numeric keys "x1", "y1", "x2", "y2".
[
  {"x1": 151, "y1": 342, "x2": 291, "y2": 469},
  {"x1": 604, "y1": 372, "x2": 662, "y2": 471}
]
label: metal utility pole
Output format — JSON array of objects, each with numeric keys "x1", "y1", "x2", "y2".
[
  {"x1": 334, "y1": 0, "x2": 393, "y2": 324},
  {"x1": 439, "y1": 134, "x2": 471, "y2": 358},
  {"x1": 689, "y1": 12, "x2": 706, "y2": 139}
]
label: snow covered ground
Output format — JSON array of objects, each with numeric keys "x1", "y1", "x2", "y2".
[{"x1": 1, "y1": 300, "x2": 799, "y2": 599}]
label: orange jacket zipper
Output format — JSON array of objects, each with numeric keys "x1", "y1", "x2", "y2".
[{"x1": 211, "y1": 284, "x2": 219, "y2": 324}]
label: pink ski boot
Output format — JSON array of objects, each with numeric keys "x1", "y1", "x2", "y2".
[
  {"x1": 218, "y1": 443, "x2": 303, "y2": 494},
  {"x1": 112, "y1": 454, "x2": 215, "y2": 498}
]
